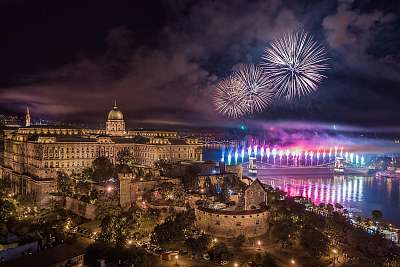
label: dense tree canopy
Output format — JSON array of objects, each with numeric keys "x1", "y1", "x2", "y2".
[{"x1": 92, "y1": 157, "x2": 114, "y2": 183}]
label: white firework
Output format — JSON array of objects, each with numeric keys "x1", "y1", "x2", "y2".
[
  {"x1": 235, "y1": 64, "x2": 273, "y2": 114},
  {"x1": 213, "y1": 76, "x2": 248, "y2": 118},
  {"x1": 262, "y1": 30, "x2": 329, "y2": 100}
]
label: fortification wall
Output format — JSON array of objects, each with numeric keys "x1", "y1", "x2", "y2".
[{"x1": 195, "y1": 206, "x2": 269, "y2": 238}]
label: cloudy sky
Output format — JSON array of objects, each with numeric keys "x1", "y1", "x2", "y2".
[{"x1": 0, "y1": 0, "x2": 399, "y2": 129}]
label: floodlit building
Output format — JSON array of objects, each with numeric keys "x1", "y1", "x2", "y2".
[{"x1": 0, "y1": 102, "x2": 203, "y2": 205}]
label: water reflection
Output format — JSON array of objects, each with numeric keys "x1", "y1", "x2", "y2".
[{"x1": 258, "y1": 175, "x2": 400, "y2": 226}]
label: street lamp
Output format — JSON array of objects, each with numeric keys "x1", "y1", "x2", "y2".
[
  {"x1": 234, "y1": 263, "x2": 239, "y2": 267},
  {"x1": 175, "y1": 255, "x2": 179, "y2": 266},
  {"x1": 290, "y1": 259, "x2": 295, "y2": 265},
  {"x1": 256, "y1": 240, "x2": 261, "y2": 250},
  {"x1": 332, "y1": 249, "x2": 338, "y2": 266}
]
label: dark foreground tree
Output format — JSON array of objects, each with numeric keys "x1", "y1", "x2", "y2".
[
  {"x1": 261, "y1": 252, "x2": 279, "y2": 267},
  {"x1": 92, "y1": 157, "x2": 114, "y2": 183},
  {"x1": 232, "y1": 234, "x2": 246, "y2": 250},
  {"x1": 56, "y1": 171, "x2": 73, "y2": 195},
  {"x1": 184, "y1": 234, "x2": 210, "y2": 255},
  {"x1": 208, "y1": 242, "x2": 232, "y2": 263},
  {"x1": 0, "y1": 199, "x2": 16, "y2": 221},
  {"x1": 371, "y1": 210, "x2": 383, "y2": 221},
  {"x1": 299, "y1": 226, "x2": 328, "y2": 258},
  {"x1": 85, "y1": 242, "x2": 159, "y2": 267}
]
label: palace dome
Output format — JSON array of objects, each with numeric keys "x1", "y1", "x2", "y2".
[{"x1": 107, "y1": 102, "x2": 124, "y2": 120}]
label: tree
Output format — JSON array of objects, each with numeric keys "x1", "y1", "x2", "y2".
[
  {"x1": 299, "y1": 226, "x2": 328, "y2": 258},
  {"x1": 82, "y1": 167, "x2": 93, "y2": 180},
  {"x1": 326, "y1": 204, "x2": 334, "y2": 214},
  {"x1": 117, "y1": 148, "x2": 133, "y2": 167},
  {"x1": 232, "y1": 234, "x2": 246, "y2": 250},
  {"x1": 56, "y1": 171, "x2": 73, "y2": 195},
  {"x1": 270, "y1": 220, "x2": 297, "y2": 248},
  {"x1": 334, "y1": 203, "x2": 343, "y2": 210},
  {"x1": 261, "y1": 253, "x2": 279, "y2": 267},
  {"x1": 371, "y1": 210, "x2": 383, "y2": 221},
  {"x1": 0, "y1": 199, "x2": 15, "y2": 221},
  {"x1": 184, "y1": 234, "x2": 210, "y2": 255},
  {"x1": 86, "y1": 242, "x2": 159, "y2": 267},
  {"x1": 152, "y1": 210, "x2": 195, "y2": 243},
  {"x1": 208, "y1": 242, "x2": 232, "y2": 263},
  {"x1": 92, "y1": 157, "x2": 114, "y2": 183},
  {"x1": 98, "y1": 213, "x2": 134, "y2": 248},
  {"x1": 0, "y1": 177, "x2": 11, "y2": 197},
  {"x1": 89, "y1": 188, "x2": 99, "y2": 203},
  {"x1": 216, "y1": 183, "x2": 230, "y2": 204},
  {"x1": 95, "y1": 198, "x2": 121, "y2": 221}
]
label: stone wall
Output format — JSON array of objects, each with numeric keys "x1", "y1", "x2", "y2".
[
  {"x1": 64, "y1": 197, "x2": 96, "y2": 220},
  {"x1": 195, "y1": 206, "x2": 269, "y2": 238}
]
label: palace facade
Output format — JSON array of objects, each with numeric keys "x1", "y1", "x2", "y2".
[{"x1": 0, "y1": 103, "x2": 203, "y2": 205}]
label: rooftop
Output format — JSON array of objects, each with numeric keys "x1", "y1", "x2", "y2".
[{"x1": 2, "y1": 241, "x2": 88, "y2": 267}]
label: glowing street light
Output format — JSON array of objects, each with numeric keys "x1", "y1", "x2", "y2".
[
  {"x1": 234, "y1": 263, "x2": 239, "y2": 267},
  {"x1": 106, "y1": 186, "x2": 113, "y2": 193},
  {"x1": 290, "y1": 259, "x2": 296, "y2": 265}
]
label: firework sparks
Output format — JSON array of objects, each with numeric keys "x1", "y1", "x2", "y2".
[
  {"x1": 235, "y1": 64, "x2": 273, "y2": 113},
  {"x1": 262, "y1": 30, "x2": 329, "y2": 100},
  {"x1": 212, "y1": 76, "x2": 248, "y2": 118}
]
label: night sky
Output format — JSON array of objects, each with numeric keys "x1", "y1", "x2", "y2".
[{"x1": 0, "y1": 0, "x2": 399, "y2": 129}]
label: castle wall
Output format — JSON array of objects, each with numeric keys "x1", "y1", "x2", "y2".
[{"x1": 195, "y1": 207, "x2": 269, "y2": 238}]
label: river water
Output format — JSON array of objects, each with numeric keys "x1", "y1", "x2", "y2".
[{"x1": 204, "y1": 149, "x2": 400, "y2": 226}]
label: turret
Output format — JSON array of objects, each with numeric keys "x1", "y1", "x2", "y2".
[{"x1": 25, "y1": 106, "x2": 31, "y2": 127}]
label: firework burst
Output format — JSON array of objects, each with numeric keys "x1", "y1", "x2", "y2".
[
  {"x1": 212, "y1": 76, "x2": 248, "y2": 118},
  {"x1": 262, "y1": 30, "x2": 329, "y2": 100},
  {"x1": 235, "y1": 64, "x2": 273, "y2": 114}
]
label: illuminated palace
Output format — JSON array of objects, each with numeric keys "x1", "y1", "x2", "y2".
[{"x1": 0, "y1": 102, "x2": 202, "y2": 205}]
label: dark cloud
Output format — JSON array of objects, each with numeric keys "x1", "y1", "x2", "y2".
[{"x1": 0, "y1": 0, "x2": 399, "y2": 128}]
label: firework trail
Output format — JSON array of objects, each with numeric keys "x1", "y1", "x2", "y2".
[
  {"x1": 212, "y1": 76, "x2": 248, "y2": 118},
  {"x1": 235, "y1": 64, "x2": 273, "y2": 114},
  {"x1": 262, "y1": 30, "x2": 329, "y2": 100}
]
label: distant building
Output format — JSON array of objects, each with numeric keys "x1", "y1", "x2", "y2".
[
  {"x1": 0, "y1": 102, "x2": 202, "y2": 205},
  {"x1": 25, "y1": 107, "x2": 31, "y2": 127},
  {"x1": 105, "y1": 100, "x2": 125, "y2": 136}
]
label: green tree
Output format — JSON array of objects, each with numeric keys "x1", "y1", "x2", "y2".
[
  {"x1": 261, "y1": 253, "x2": 279, "y2": 267},
  {"x1": 270, "y1": 220, "x2": 296, "y2": 248},
  {"x1": 0, "y1": 177, "x2": 11, "y2": 197},
  {"x1": 56, "y1": 171, "x2": 73, "y2": 195},
  {"x1": 334, "y1": 203, "x2": 343, "y2": 210},
  {"x1": 232, "y1": 234, "x2": 246, "y2": 250},
  {"x1": 92, "y1": 157, "x2": 114, "y2": 183},
  {"x1": 98, "y1": 213, "x2": 134, "y2": 248},
  {"x1": 95, "y1": 198, "x2": 121, "y2": 221},
  {"x1": 371, "y1": 210, "x2": 383, "y2": 221},
  {"x1": 117, "y1": 148, "x2": 133, "y2": 166},
  {"x1": 0, "y1": 199, "x2": 15, "y2": 221},
  {"x1": 82, "y1": 167, "x2": 93, "y2": 180},
  {"x1": 299, "y1": 226, "x2": 328, "y2": 258},
  {"x1": 152, "y1": 209, "x2": 195, "y2": 243},
  {"x1": 208, "y1": 242, "x2": 232, "y2": 262},
  {"x1": 184, "y1": 234, "x2": 210, "y2": 255},
  {"x1": 89, "y1": 188, "x2": 99, "y2": 203},
  {"x1": 86, "y1": 242, "x2": 159, "y2": 267}
]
